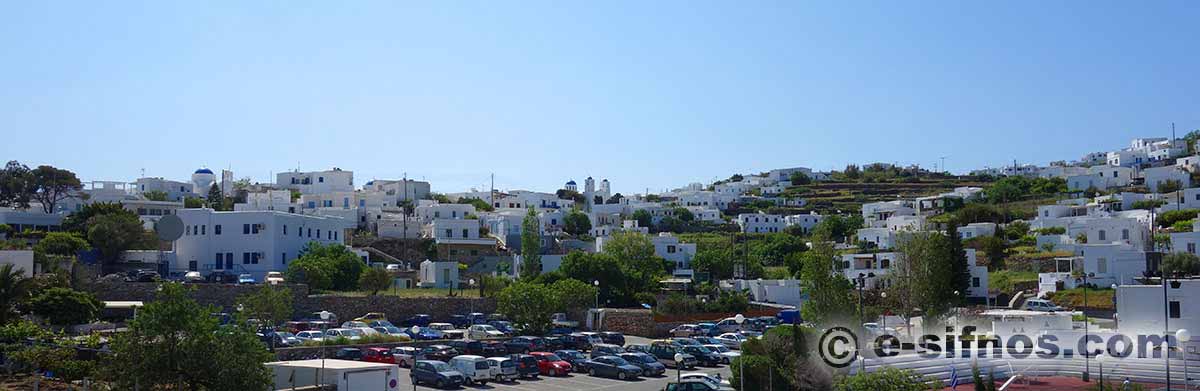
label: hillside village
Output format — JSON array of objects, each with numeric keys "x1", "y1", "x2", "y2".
[{"x1": 4, "y1": 132, "x2": 1200, "y2": 389}]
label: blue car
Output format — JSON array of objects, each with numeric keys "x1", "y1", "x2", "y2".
[
  {"x1": 619, "y1": 352, "x2": 666, "y2": 377},
  {"x1": 489, "y1": 320, "x2": 514, "y2": 335},
  {"x1": 583, "y1": 355, "x2": 643, "y2": 380},
  {"x1": 405, "y1": 326, "x2": 445, "y2": 340},
  {"x1": 410, "y1": 360, "x2": 464, "y2": 389}
]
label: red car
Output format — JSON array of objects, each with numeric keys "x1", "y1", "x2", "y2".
[
  {"x1": 529, "y1": 351, "x2": 573, "y2": 376},
  {"x1": 362, "y1": 347, "x2": 395, "y2": 364}
]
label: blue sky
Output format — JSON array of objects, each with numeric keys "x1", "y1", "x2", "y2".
[{"x1": 2, "y1": 1, "x2": 1198, "y2": 195}]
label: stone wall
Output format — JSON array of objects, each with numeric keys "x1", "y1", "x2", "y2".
[
  {"x1": 82, "y1": 281, "x2": 495, "y2": 322},
  {"x1": 599, "y1": 309, "x2": 655, "y2": 337}
]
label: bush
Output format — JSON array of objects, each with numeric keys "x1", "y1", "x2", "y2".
[
  {"x1": 1174, "y1": 220, "x2": 1194, "y2": 232},
  {"x1": 731, "y1": 355, "x2": 791, "y2": 391},
  {"x1": 835, "y1": 367, "x2": 939, "y2": 391},
  {"x1": 1131, "y1": 199, "x2": 1167, "y2": 210},
  {"x1": 1159, "y1": 209, "x2": 1200, "y2": 228},
  {"x1": 26, "y1": 288, "x2": 102, "y2": 325},
  {"x1": 1034, "y1": 227, "x2": 1066, "y2": 235}
]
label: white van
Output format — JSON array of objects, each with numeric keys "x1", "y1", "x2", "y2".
[{"x1": 448, "y1": 355, "x2": 492, "y2": 385}]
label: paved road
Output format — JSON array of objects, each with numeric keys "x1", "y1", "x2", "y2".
[{"x1": 398, "y1": 337, "x2": 734, "y2": 391}]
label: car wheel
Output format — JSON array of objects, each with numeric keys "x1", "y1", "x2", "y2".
[
  {"x1": 618, "y1": 371, "x2": 627, "y2": 380},
  {"x1": 589, "y1": 368, "x2": 596, "y2": 376}
]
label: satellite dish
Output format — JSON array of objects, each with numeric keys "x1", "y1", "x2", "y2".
[{"x1": 156, "y1": 215, "x2": 184, "y2": 241}]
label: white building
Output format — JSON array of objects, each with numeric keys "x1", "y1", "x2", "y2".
[
  {"x1": 785, "y1": 213, "x2": 825, "y2": 235},
  {"x1": 1107, "y1": 150, "x2": 1148, "y2": 168},
  {"x1": 958, "y1": 222, "x2": 997, "y2": 240},
  {"x1": 377, "y1": 217, "x2": 422, "y2": 239},
  {"x1": 736, "y1": 213, "x2": 785, "y2": 234},
  {"x1": 418, "y1": 260, "x2": 459, "y2": 288},
  {"x1": 429, "y1": 219, "x2": 483, "y2": 241},
  {"x1": 134, "y1": 177, "x2": 194, "y2": 202},
  {"x1": 723, "y1": 279, "x2": 803, "y2": 307},
  {"x1": 416, "y1": 203, "x2": 476, "y2": 224},
  {"x1": 856, "y1": 228, "x2": 897, "y2": 249},
  {"x1": 172, "y1": 209, "x2": 351, "y2": 280},
  {"x1": 235, "y1": 190, "x2": 294, "y2": 212},
  {"x1": 766, "y1": 167, "x2": 814, "y2": 184},
  {"x1": 1067, "y1": 166, "x2": 1135, "y2": 191},
  {"x1": 1115, "y1": 279, "x2": 1200, "y2": 336},
  {"x1": 1142, "y1": 166, "x2": 1191, "y2": 192},
  {"x1": 361, "y1": 179, "x2": 430, "y2": 201},
  {"x1": 191, "y1": 168, "x2": 217, "y2": 195},
  {"x1": 839, "y1": 249, "x2": 989, "y2": 299},
  {"x1": 862, "y1": 201, "x2": 916, "y2": 228},
  {"x1": 650, "y1": 233, "x2": 697, "y2": 273},
  {"x1": 276, "y1": 168, "x2": 354, "y2": 195}
]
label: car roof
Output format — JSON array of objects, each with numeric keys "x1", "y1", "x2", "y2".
[{"x1": 365, "y1": 347, "x2": 389, "y2": 352}]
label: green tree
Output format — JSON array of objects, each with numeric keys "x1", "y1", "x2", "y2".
[
  {"x1": 33, "y1": 231, "x2": 89, "y2": 272},
  {"x1": 559, "y1": 251, "x2": 629, "y2": 306},
  {"x1": 835, "y1": 367, "x2": 937, "y2": 391},
  {"x1": 358, "y1": 267, "x2": 392, "y2": 295},
  {"x1": 799, "y1": 237, "x2": 856, "y2": 325},
  {"x1": 1159, "y1": 209, "x2": 1200, "y2": 228},
  {"x1": 563, "y1": 210, "x2": 592, "y2": 236},
  {"x1": 632, "y1": 209, "x2": 653, "y2": 229},
  {"x1": 236, "y1": 285, "x2": 293, "y2": 327},
  {"x1": 549, "y1": 278, "x2": 598, "y2": 313},
  {"x1": 0, "y1": 264, "x2": 32, "y2": 324},
  {"x1": 673, "y1": 207, "x2": 695, "y2": 222},
  {"x1": 143, "y1": 190, "x2": 169, "y2": 201},
  {"x1": 895, "y1": 230, "x2": 966, "y2": 318},
  {"x1": 984, "y1": 176, "x2": 1028, "y2": 204},
  {"x1": 811, "y1": 215, "x2": 863, "y2": 243},
  {"x1": 1003, "y1": 220, "x2": 1030, "y2": 240},
  {"x1": 496, "y1": 281, "x2": 557, "y2": 335},
  {"x1": 520, "y1": 207, "x2": 543, "y2": 279},
  {"x1": 25, "y1": 287, "x2": 102, "y2": 325},
  {"x1": 457, "y1": 197, "x2": 495, "y2": 212},
  {"x1": 946, "y1": 223, "x2": 972, "y2": 305},
  {"x1": 1162, "y1": 252, "x2": 1200, "y2": 277},
  {"x1": 284, "y1": 256, "x2": 333, "y2": 290},
  {"x1": 184, "y1": 196, "x2": 205, "y2": 208},
  {"x1": 692, "y1": 249, "x2": 734, "y2": 280},
  {"x1": 0, "y1": 161, "x2": 33, "y2": 209},
  {"x1": 789, "y1": 171, "x2": 812, "y2": 185},
  {"x1": 292, "y1": 242, "x2": 363, "y2": 291},
  {"x1": 61, "y1": 202, "x2": 128, "y2": 234},
  {"x1": 206, "y1": 183, "x2": 226, "y2": 210},
  {"x1": 1159, "y1": 179, "x2": 1184, "y2": 194},
  {"x1": 87, "y1": 212, "x2": 150, "y2": 262},
  {"x1": 107, "y1": 283, "x2": 273, "y2": 390},
  {"x1": 602, "y1": 231, "x2": 666, "y2": 297},
  {"x1": 28, "y1": 165, "x2": 82, "y2": 214},
  {"x1": 749, "y1": 233, "x2": 807, "y2": 266}
]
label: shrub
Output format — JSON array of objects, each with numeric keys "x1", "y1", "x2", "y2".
[
  {"x1": 26, "y1": 288, "x2": 102, "y2": 325},
  {"x1": 835, "y1": 367, "x2": 939, "y2": 391},
  {"x1": 1159, "y1": 209, "x2": 1200, "y2": 228},
  {"x1": 1173, "y1": 220, "x2": 1194, "y2": 232},
  {"x1": 1131, "y1": 199, "x2": 1167, "y2": 210}
]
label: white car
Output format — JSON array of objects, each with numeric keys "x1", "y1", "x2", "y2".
[
  {"x1": 468, "y1": 324, "x2": 505, "y2": 340},
  {"x1": 429, "y1": 322, "x2": 464, "y2": 339},
  {"x1": 183, "y1": 271, "x2": 203, "y2": 282},
  {"x1": 714, "y1": 333, "x2": 747, "y2": 349},
  {"x1": 681, "y1": 372, "x2": 732, "y2": 389},
  {"x1": 1023, "y1": 299, "x2": 1064, "y2": 312},
  {"x1": 324, "y1": 328, "x2": 363, "y2": 341},
  {"x1": 393, "y1": 346, "x2": 420, "y2": 368},
  {"x1": 449, "y1": 355, "x2": 492, "y2": 385},
  {"x1": 386, "y1": 264, "x2": 402, "y2": 271},
  {"x1": 862, "y1": 322, "x2": 897, "y2": 337},
  {"x1": 264, "y1": 271, "x2": 285, "y2": 285},
  {"x1": 704, "y1": 344, "x2": 740, "y2": 364},
  {"x1": 295, "y1": 330, "x2": 325, "y2": 342},
  {"x1": 341, "y1": 321, "x2": 379, "y2": 336}
]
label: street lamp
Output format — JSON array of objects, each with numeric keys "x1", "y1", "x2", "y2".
[
  {"x1": 1178, "y1": 329, "x2": 1192, "y2": 390},
  {"x1": 880, "y1": 291, "x2": 888, "y2": 332},
  {"x1": 1111, "y1": 284, "x2": 1119, "y2": 329},
  {"x1": 674, "y1": 353, "x2": 684, "y2": 383},
  {"x1": 734, "y1": 314, "x2": 745, "y2": 391},
  {"x1": 468, "y1": 278, "x2": 476, "y2": 312},
  {"x1": 593, "y1": 280, "x2": 600, "y2": 309}
]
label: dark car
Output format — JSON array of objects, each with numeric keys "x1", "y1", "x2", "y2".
[
  {"x1": 508, "y1": 354, "x2": 540, "y2": 379},
  {"x1": 334, "y1": 348, "x2": 363, "y2": 361},
  {"x1": 481, "y1": 341, "x2": 509, "y2": 357},
  {"x1": 504, "y1": 336, "x2": 546, "y2": 353},
  {"x1": 559, "y1": 333, "x2": 595, "y2": 351},
  {"x1": 619, "y1": 352, "x2": 666, "y2": 377},
  {"x1": 206, "y1": 271, "x2": 237, "y2": 283},
  {"x1": 548, "y1": 327, "x2": 575, "y2": 336},
  {"x1": 410, "y1": 360, "x2": 465, "y2": 389},
  {"x1": 447, "y1": 340, "x2": 486, "y2": 356},
  {"x1": 489, "y1": 320, "x2": 515, "y2": 335},
  {"x1": 625, "y1": 343, "x2": 650, "y2": 354},
  {"x1": 692, "y1": 336, "x2": 723, "y2": 346},
  {"x1": 682, "y1": 345, "x2": 723, "y2": 367},
  {"x1": 448, "y1": 315, "x2": 470, "y2": 328},
  {"x1": 257, "y1": 330, "x2": 301, "y2": 347},
  {"x1": 400, "y1": 314, "x2": 432, "y2": 327},
  {"x1": 133, "y1": 270, "x2": 161, "y2": 282},
  {"x1": 599, "y1": 332, "x2": 626, "y2": 346},
  {"x1": 554, "y1": 349, "x2": 589, "y2": 372},
  {"x1": 583, "y1": 355, "x2": 643, "y2": 380},
  {"x1": 419, "y1": 345, "x2": 458, "y2": 362},
  {"x1": 648, "y1": 342, "x2": 697, "y2": 369},
  {"x1": 589, "y1": 343, "x2": 625, "y2": 359},
  {"x1": 543, "y1": 336, "x2": 565, "y2": 351}
]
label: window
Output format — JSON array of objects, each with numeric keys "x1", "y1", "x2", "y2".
[
  {"x1": 316, "y1": 229, "x2": 320, "y2": 238},
  {"x1": 1098, "y1": 230, "x2": 1106, "y2": 241},
  {"x1": 318, "y1": 176, "x2": 324, "y2": 183},
  {"x1": 450, "y1": 249, "x2": 458, "y2": 255},
  {"x1": 226, "y1": 253, "x2": 233, "y2": 269},
  {"x1": 252, "y1": 224, "x2": 259, "y2": 234},
  {"x1": 283, "y1": 225, "x2": 287, "y2": 235},
  {"x1": 1190, "y1": 243, "x2": 1196, "y2": 254},
  {"x1": 334, "y1": 231, "x2": 338, "y2": 241},
  {"x1": 243, "y1": 224, "x2": 251, "y2": 234},
  {"x1": 243, "y1": 252, "x2": 251, "y2": 264},
  {"x1": 282, "y1": 253, "x2": 287, "y2": 264},
  {"x1": 1097, "y1": 258, "x2": 1108, "y2": 273},
  {"x1": 452, "y1": 211, "x2": 457, "y2": 218},
  {"x1": 435, "y1": 211, "x2": 441, "y2": 218},
  {"x1": 201, "y1": 225, "x2": 206, "y2": 235},
  {"x1": 1170, "y1": 301, "x2": 1181, "y2": 319},
  {"x1": 307, "y1": 228, "x2": 312, "y2": 238},
  {"x1": 215, "y1": 253, "x2": 223, "y2": 269},
  {"x1": 470, "y1": 250, "x2": 478, "y2": 256},
  {"x1": 251, "y1": 253, "x2": 260, "y2": 264},
  {"x1": 1122, "y1": 229, "x2": 1129, "y2": 240},
  {"x1": 667, "y1": 245, "x2": 676, "y2": 254},
  {"x1": 445, "y1": 229, "x2": 453, "y2": 238},
  {"x1": 462, "y1": 229, "x2": 469, "y2": 238},
  {"x1": 215, "y1": 225, "x2": 222, "y2": 235},
  {"x1": 188, "y1": 261, "x2": 197, "y2": 271}
]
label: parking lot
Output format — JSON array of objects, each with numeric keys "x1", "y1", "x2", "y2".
[{"x1": 396, "y1": 337, "x2": 733, "y2": 391}]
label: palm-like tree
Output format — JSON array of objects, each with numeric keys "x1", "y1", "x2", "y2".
[{"x1": 0, "y1": 263, "x2": 32, "y2": 324}]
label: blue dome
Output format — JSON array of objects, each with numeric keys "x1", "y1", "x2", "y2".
[
  {"x1": 194, "y1": 168, "x2": 213, "y2": 175},
  {"x1": 566, "y1": 180, "x2": 576, "y2": 185}
]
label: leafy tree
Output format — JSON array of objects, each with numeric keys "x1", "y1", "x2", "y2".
[
  {"x1": 284, "y1": 256, "x2": 333, "y2": 290},
  {"x1": 33, "y1": 231, "x2": 89, "y2": 262},
  {"x1": 184, "y1": 196, "x2": 205, "y2": 208},
  {"x1": 25, "y1": 287, "x2": 101, "y2": 325},
  {"x1": 984, "y1": 176, "x2": 1028, "y2": 204},
  {"x1": 1158, "y1": 209, "x2": 1200, "y2": 228},
  {"x1": 11, "y1": 345, "x2": 97, "y2": 385},
  {"x1": 946, "y1": 223, "x2": 972, "y2": 303},
  {"x1": 87, "y1": 212, "x2": 150, "y2": 262},
  {"x1": 956, "y1": 203, "x2": 1010, "y2": 224},
  {"x1": 1173, "y1": 220, "x2": 1194, "y2": 232},
  {"x1": 143, "y1": 190, "x2": 169, "y2": 201},
  {"x1": 632, "y1": 209, "x2": 653, "y2": 228},
  {"x1": 799, "y1": 236, "x2": 855, "y2": 325},
  {"x1": 811, "y1": 214, "x2": 862, "y2": 243},
  {"x1": 1131, "y1": 199, "x2": 1167, "y2": 210},
  {"x1": 107, "y1": 283, "x2": 273, "y2": 390},
  {"x1": 554, "y1": 189, "x2": 586, "y2": 204},
  {"x1": 789, "y1": 171, "x2": 811, "y2": 185},
  {"x1": 894, "y1": 230, "x2": 966, "y2": 318},
  {"x1": 358, "y1": 267, "x2": 392, "y2": 295},
  {"x1": 549, "y1": 278, "x2": 598, "y2": 313},
  {"x1": 559, "y1": 251, "x2": 629, "y2": 306},
  {"x1": 606, "y1": 193, "x2": 624, "y2": 204},
  {"x1": 520, "y1": 208, "x2": 542, "y2": 279},
  {"x1": 673, "y1": 207, "x2": 695, "y2": 222},
  {"x1": 206, "y1": 183, "x2": 225, "y2": 210},
  {"x1": 0, "y1": 264, "x2": 32, "y2": 324},
  {"x1": 749, "y1": 233, "x2": 807, "y2": 266},
  {"x1": 563, "y1": 210, "x2": 592, "y2": 236},
  {"x1": 1162, "y1": 252, "x2": 1200, "y2": 277},
  {"x1": 292, "y1": 242, "x2": 363, "y2": 291},
  {"x1": 602, "y1": 232, "x2": 667, "y2": 298},
  {"x1": 496, "y1": 281, "x2": 557, "y2": 335},
  {"x1": 62, "y1": 202, "x2": 128, "y2": 234},
  {"x1": 966, "y1": 234, "x2": 1007, "y2": 269},
  {"x1": 842, "y1": 164, "x2": 861, "y2": 180},
  {"x1": 1159, "y1": 179, "x2": 1184, "y2": 194},
  {"x1": 28, "y1": 165, "x2": 82, "y2": 214},
  {"x1": 1003, "y1": 220, "x2": 1030, "y2": 240},
  {"x1": 457, "y1": 197, "x2": 495, "y2": 212},
  {"x1": 0, "y1": 161, "x2": 33, "y2": 209},
  {"x1": 237, "y1": 285, "x2": 293, "y2": 327}
]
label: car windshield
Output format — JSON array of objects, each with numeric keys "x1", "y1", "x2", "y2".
[
  {"x1": 430, "y1": 362, "x2": 451, "y2": 372},
  {"x1": 432, "y1": 324, "x2": 451, "y2": 330},
  {"x1": 686, "y1": 346, "x2": 712, "y2": 354},
  {"x1": 343, "y1": 329, "x2": 363, "y2": 337},
  {"x1": 607, "y1": 357, "x2": 630, "y2": 366},
  {"x1": 710, "y1": 345, "x2": 729, "y2": 353},
  {"x1": 277, "y1": 332, "x2": 295, "y2": 338},
  {"x1": 543, "y1": 354, "x2": 562, "y2": 361}
]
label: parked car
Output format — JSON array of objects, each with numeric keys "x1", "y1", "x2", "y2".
[
  {"x1": 671, "y1": 337, "x2": 702, "y2": 347},
  {"x1": 400, "y1": 314, "x2": 432, "y2": 327},
  {"x1": 543, "y1": 336, "x2": 566, "y2": 351},
  {"x1": 695, "y1": 322, "x2": 720, "y2": 337},
  {"x1": 447, "y1": 340, "x2": 486, "y2": 356},
  {"x1": 355, "y1": 312, "x2": 389, "y2": 323},
  {"x1": 714, "y1": 333, "x2": 747, "y2": 349},
  {"x1": 393, "y1": 346, "x2": 420, "y2": 367},
  {"x1": 323, "y1": 328, "x2": 363, "y2": 341},
  {"x1": 481, "y1": 341, "x2": 509, "y2": 357},
  {"x1": 429, "y1": 323, "x2": 464, "y2": 339},
  {"x1": 691, "y1": 336, "x2": 720, "y2": 345},
  {"x1": 264, "y1": 271, "x2": 285, "y2": 285},
  {"x1": 559, "y1": 333, "x2": 595, "y2": 351},
  {"x1": 183, "y1": 271, "x2": 203, "y2": 283},
  {"x1": 550, "y1": 312, "x2": 579, "y2": 328},
  {"x1": 206, "y1": 271, "x2": 237, "y2": 283},
  {"x1": 386, "y1": 263, "x2": 402, "y2": 271},
  {"x1": 257, "y1": 330, "x2": 301, "y2": 347},
  {"x1": 681, "y1": 372, "x2": 733, "y2": 389},
  {"x1": 583, "y1": 355, "x2": 642, "y2": 380},
  {"x1": 448, "y1": 355, "x2": 492, "y2": 385},
  {"x1": 704, "y1": 344, "x2": 740, "y2": 364},
  {"x1": 467, "y1": 324, "x2": 505, "y2": 340},
  {"x1": 304, "y1": 311, "x2": 338, "y2": 324},
  {"x1": 529, "y1": 351, "x2": 573, "y2": 376},
  {"x1": 419, "y1": 345, "x2": 459, "y2": 362},
  {"x1": 554, "y1": 349, "x2": 589, "y2": 372},
  {"x1": 406, "y1": 326, "x2": 445, "y2": 340},
  {"x1": 625, "y1": 344, "x2": 651, "y2": 354},
  {"x1": 648, "y1": 341, "x2": 698, "y2": 369},
  {"x1": 234, "y1": 273, "x2": 254, "y2": 284},
  {"x1": 132, "y1": 270, "x2": 161, "y2": 282},
  {"x1": 341, "y1": 321, "x2": 379, "y2": 336},
  {"x1": 589, "y1": 343, "x2": 625, "y2": 359},
  {"x1": 504, "y1": 336, "x2": 546, "y2": 353},
  {"x1": 410, "y1": 360, "x2": 465, "y2": 389},
  {"x1": 488, "y1": 320, "x2": 515, "y2": 335},
  {"x1": 334, "y1": 348, "x2": 363, "y2": 361},
  {"x1": 599, "y1": 331, "x2": 626, "y2": 346},
  {"x1": 670, "y1": 324, "x2": 701, "y2": 337},
  {"x1": 682, "y1": 345, "x2": 724, "y2": 367},
  {"x1": 1023, "y1": 298, "x2": 1064, "y2": 312},
  {"x1": 715, "y1": 317, "x2": 744, "y2": 333},
  {"x1": 665, "y1": 378, "x2": 728, "y2": 391},
  {"x1": 619, "y1": 352, "x2": 666, "y2": 377},
  {"x1": 862, "y1": 322, "x2": 897, "y2": 337},
  {"x1": 295, "y1": 330, "x2": 325, "y2": 342},
  {"x1": 448, "y1": 315, "x2": 470, "y2": 328},
  {"x1": 508, "y1": 354, "x2": 540, "y2": 379},
  {"x1": 363, "y1": 347, "x2": 396, "y2": 364},
  {"x1": 373, "y1": 325, "x2": 408, "y2": 337},
  {"x1": 486, "y1": 357, "x2": 518, "y2": 382}
]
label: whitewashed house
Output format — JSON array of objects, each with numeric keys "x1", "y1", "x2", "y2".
[
  {"x1": 839, "y1": 250, "x2": 989, "y2": 299},
  {"x1": 1142, "y1": 166, "x2": 1191, "y2": 192},
  {"x1": 736, "y1": 213, "x2": 786, "y2": 234},
  {"x1": 856, "y1": 228, "x2": 896, "y2": 250},
  {"x1": 1067, "y1": 166, "x2": 1135, "y2": 191},
  {"x1": 415, "y1": 203, "x2": 475, "y2": 224},
  {"x1": 276, "y1": 168, "x2": 354, "y2": 195},
  {"x1": 134, "y1": 177, "x2": 194, "y2": 202},
  {"x1": 418, "y1": 260, "x2": 459, "y2": 289},
  {"x1": 766, "y1": 167, "x2": 814, "y2": 184},
  {"x1": 235, "y1": 190, "x2": 294, "y2": 212},
  {"x1": 785, "y1": 213, "x2": 825, "y2": 235},
  {"x1": 862, "y1": 201, "x2": 916, "y2": 228},
  {"x1": 1115, "y1": 279, "x2": 1200, "y2": 337},
  {"x1": 651, "y1": 233, "x2": 697, "y2": 275},
  {"x1": 172, "y1": 209, "x2": 351, "y2": 280},
  {"x1": 1176, "y1": 155, "x2": 1200, "y2": 173},
  {"x1": 361, "y1": 179, "x2": 430, "y2": 201},
  {"x1": 1107, "y1": 150, "x2": 1149, "y2": 168},
  {"x1": 958, "y1": 222, "x2": 997, "y2": 240}
]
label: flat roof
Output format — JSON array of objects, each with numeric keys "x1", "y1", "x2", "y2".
[
  {"x1": 104, "y1": 301, "x2": 144, "y2": 309},
  {"x1": 265, "y1": 359, "x2": 396, "y2": 370}
]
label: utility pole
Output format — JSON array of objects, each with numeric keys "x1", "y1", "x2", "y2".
[{"x1": 490, "y1": 173, "x2": 495, "y2": 209}]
